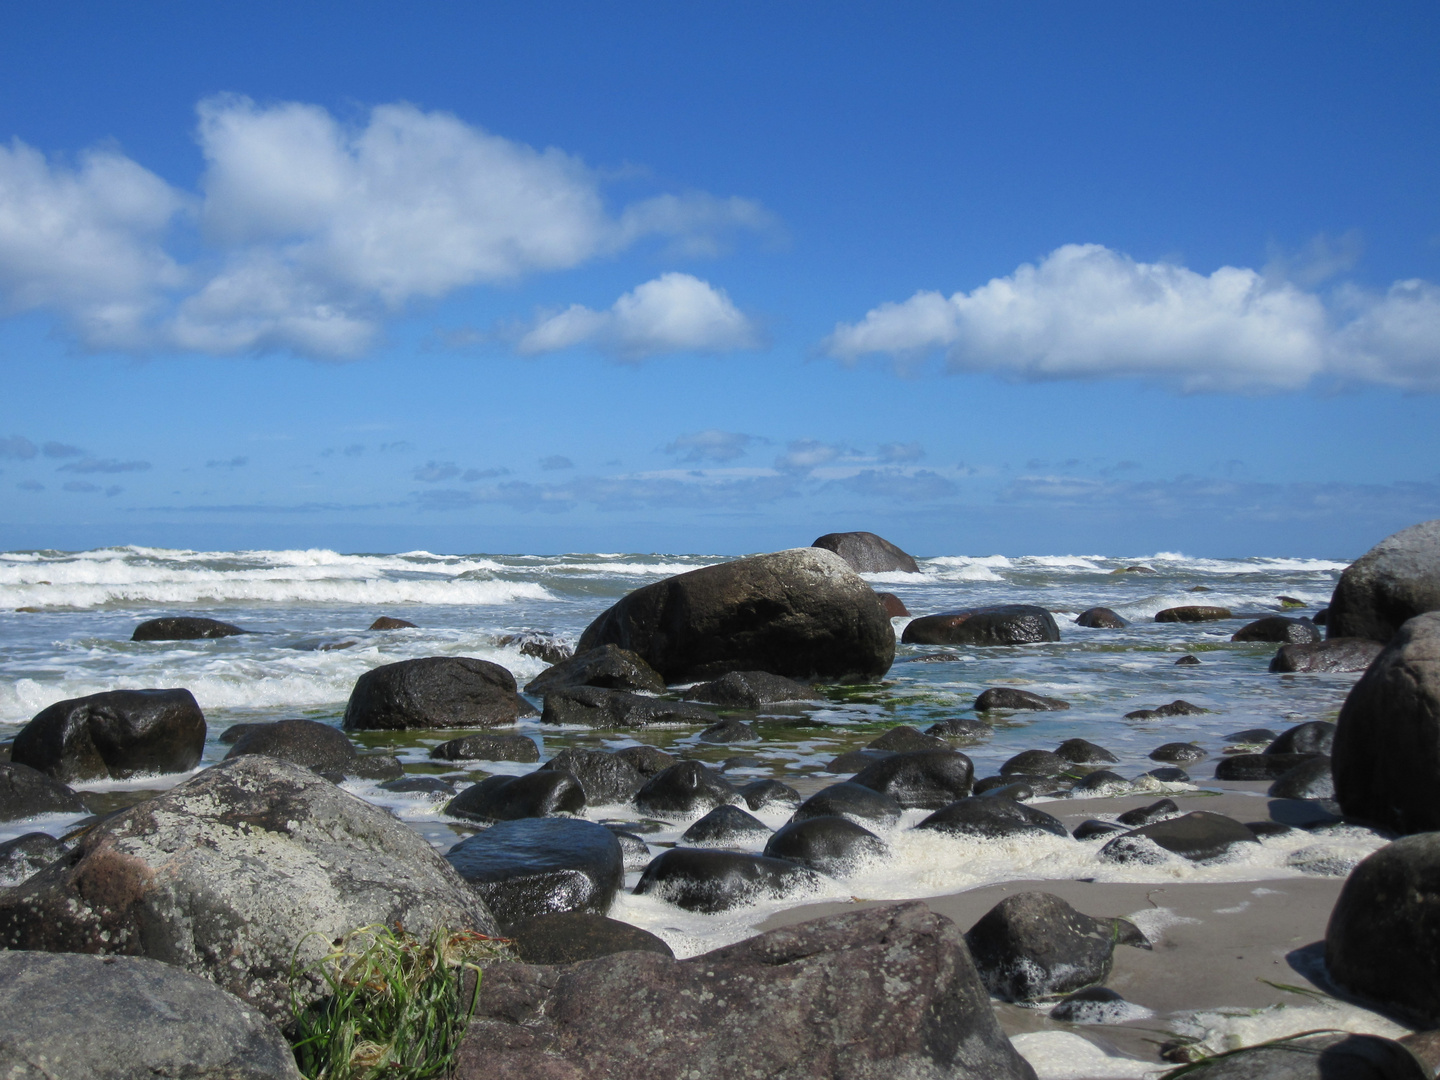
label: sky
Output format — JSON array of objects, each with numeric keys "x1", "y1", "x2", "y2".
[{"x1": 1, "y1": 1, "x2": 1438, "y2": 558}]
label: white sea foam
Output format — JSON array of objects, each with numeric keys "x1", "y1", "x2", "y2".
[{"x1": 1010, "y1": 1032, "x2": 1158, "y2": 1079}]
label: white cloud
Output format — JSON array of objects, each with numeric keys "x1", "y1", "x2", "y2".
[
  {"x1": 516, "y1": 273, "x2": 762, "y2": 360},
  {"x1": 665, "y1": 429, "x2": 755, "y2": 463},
  {"x1": 775, "y1": 439, "x2": 848, "y2": 474},
  {"x1": 0, "y1": 98, "x2": 772, "y2": 359},
  {"x1": 825, "y1": 243, "x2": 1440, "y2": 392}
]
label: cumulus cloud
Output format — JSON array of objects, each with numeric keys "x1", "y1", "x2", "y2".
[
  {"x1": 665, "y1": 429, "x2": 755, "y2": 463},
  {"x1": 0, "y1": 436, "x2": 36, "y2": 459},
  {"x1": 0, "y1": 97, "x2": 772, "y2": 359},
  {"x1": 516, "y1": 273, "x2": 761, "y2": 360},
  {"x1": 825, "y1": 243, "x2": 1440, "y2": 392},
  {"x1": 878, "y1": 442, "x2": 924, "y2": 463},
  {"x1": 57, "y1": 457, "x2": 150, "y2": 474},
  {"x1": 775, "y1": 439, "x2": 850, "y2": 474}
]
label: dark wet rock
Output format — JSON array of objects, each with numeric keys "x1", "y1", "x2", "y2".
[
  {"x1": 612, "y1": 744, "x2": 677, "y2": 777},
  {"x1": 917, "y1": 797, "x2": 1068, "y2": 840},
  {"x1": 0, "y1": 951, "x2": 301, "y2": 1080},
  {"x1": 503, "y1": 912, "x2": 674, "y2": 965},
  {"x1": 1113, "y1": 565, "x2": 1156, "y2": 574},
  {"x1": 1116, "y1": 798, "x2": 1180, "y2": 827},
  {"x1": 1098, "y1": 811, "x2": 1259, "y2": 864},
  {"x1": 976, "y1": 773, "x2": 1071, "y2": 797},
  {"x1": 1001, "y1": 749, "x2": 1068, "y2": 777},
  {"x1": 1327, "y1": 833, "x2": 1440, "y2": 1027},
  {"x1": 12, "y1": 688, "x2": 206, "y2": 783},
  {"x1": 902, "y1": 604, "x2": 1060, "y2": 646},
  {"x1": 131, "y1": 616, "x2": 247, "y2": 641},
  {"x1": 850, "y1": 749, "x2": 974, "y2": 809},
  {"x1": 223, "y1": 717, "x2": 401, "y2": 781},
  {"x1": 1334, "y1": 612, "x2": 1440, "y2": 834},
  {"x1": 445, "y1": 817, "x2": 623, "y2": 926},
  {"x1": 1314, "y1": 607, "x2": 1330, "y2": 625},
  {"x1": 975, "y1": 686, "x2": 1070, "y2": 712},
  {"x1": 1071, "y1": 770, "x2": 1131, "y2": 794},
  {"x1": 737, "y1": 778, "x2": 801, "y2": 812},
  {"x1": 720, "y1": 754, "x2": 764, "y2": 770},
  {"x1": 978, "y1": 780, "x2": 1036, "y2": 801},
  {"x1": 633, "y1": 761, "x2": 741, "y2": 818},
  {"x1": 811, "y1": 530, "x2": 920, "y2": 573},
  {"x1": 1233, "y1": 615, "x2": 1321, "y2": 644},
  {"x1": 681, "y1": 804, "x2": 772, "y2": 846},
  {"x1": 430, "y1": 731, "x2": 540, "y2": 763},
  {"x1": 1251, "y1": 821, "x2": 1298, "y2": 838},
  {"x1": 1267, "y1": 721, "x2": 1336, "y2": 756},
  {"x1": 1215, "y1": 752, "x2": 1323, "y2": 781},
  {"x1": 1146, "y1": 767, "x2": 1191, "y2": 782},
  {"x1": 764, "y1": 815, "x2": 888, "y2": 876},
  {"x1": 368, "y1": 615, "x2": 417, "y2": 630},
  {"x1": 1160, "y1": 1031, "x2": 1431, "y2": 1079},
  {"x1": 1188, "y1": 585, "x2": 1211, "y2": 591},
  {"x1": 826, "y1": 748, "x2": 894, "y2": 773},
  {"x1": 1124, "y1": 709, "x2": 1162, "y2": 720},
  {"x1": 1126, "y1": 699, "x2": 1208, "y2": 720},
  {"x1": 1155, "y1": 606, "x2": 1233, "y2": 622},
  {"x1": 0, "y1": 762, "x2": 87, "y2": 821},
  {"x1": 0, "y1": 832, "x2": 66, "y2": 884},
  {"x1": 925, "y1": 717, "x2": 993, "y2": 742},
  {"x1": 1150, "y1": 742, "x2": 1207, "y2": 765},
  {"x1": 343, "y1": 656, "x2": 529, "y2": 730},
  {"x1": 446, "y1": 769, "x2": 587, "y2": 822},
  {"x1": 1287, "y1": 845, "x2": 1357, "y2": 876},
  {"x1": 1227, "y1": 727, "x2": 1280, "y2": 744},
  {"x1": 497, "y1": 631, "x2": 574, "y2": 665},
  {"x1": 682, "y1": 670, "x2": 816, "y2": 707},
  {"x1": 0, "y1": 756, "x2": 494, "y2": 1023},
  {"x1": 792, "y1": 782, "x2": 902, "y2": 828},
  {"x1": 541, "y1": 749, "x2": 645, "y2": 806},
  {"x1": 699, "y1": 717, "x2": 757, "y2": 743},
  {"x1": 1049, "y1": 986, "x2": 1136, "y2": 1024},
  {"x1": 577, "y1": 547, "x2": 896, "y2": 684},
  {"x1": 869, "y1": 724, "x2": 950, "y2": 752},
  {"x1": 634, "y1": 848, "x2": 821, "y2": 913},
  {"x1": 611, "y1": 830, "x2": 653, "y2": 871},
  {"x1": 1271, "y1": 637, "x2": 1385, "y2": 673},
  {"x1": 218, "y1": 722, "x2": 264, "y2": 745},
  {"x1": 1269, "y1": 755, "x2": 1336, "y2": 800},
  {"x1": 877, "y1": 591, "x2": 910, "y2": 617},
  {"x1": 1328, "y1": 519, "x2": 1440, "y2": 643},
  {"x1": 1278, "y1": 596, "x2": 1307, "y2": 608},
  {"x1": 455, "y1": 902, "x2": 1035, "y2": 1080},
  {"x1": 1073, "y1": 819, "x2": 1127, "y2": 841},
  {"x1": 378, "y1": 775, "x2": 456, "y2": 796},
  {"x1": 965, "y1": 891, "x2": 1124, "y2": 1002},
  {"x1": 541, "y1": 685, "x2": 720, "y2": 729},
  {"x1": 524, "y1": 644, "x2": 665, "y2": 696},
  {"x1": 1176, "y1": 654, "x2": 1202, "y2": 665},
  {"x1": 1055, "y1": 738, "x2": 1119, "y2": 764},
  {"x1": 1076, "y1": 607, "x2": 1129, "y2": 628}
]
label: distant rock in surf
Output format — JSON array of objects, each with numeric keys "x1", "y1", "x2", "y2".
[
  {"x1": 343, "y1": 655, "x2": 532, "y2": 730},
  {"x1": 902, "y1": 605, "x2": 1060, "y2": 646},
  {"x1": 131, "y1": 616, "x2": 248, "y2": 641},
  {"x1": 811, "y1": 530, "x2": 919, "y2": 573}
]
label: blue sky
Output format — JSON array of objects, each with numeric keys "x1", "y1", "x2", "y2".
[{"x1": 1, "y1": 2, "x2": 1437, "y2": 558}]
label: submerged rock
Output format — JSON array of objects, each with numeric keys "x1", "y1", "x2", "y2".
[
  {"x1": 343, "y1": 656, "x2": 529, "y2": 730},
  {"x1": 1075, "y1": 607, "x2": 1129, "y2": 628},
  {"x1": 131, "y1": 616, "x2": 247, "y2": 641},
  {"x1": 1231, "y1": 616, "x2": 1320, "y2": 643},
  {"x1": 681, "y1": 669, "x2": 816, "y2": 707},
  {"x1": 737, "y1": 777, "x2": 801, "y2": 812},
  {"x1": 811, "y1": 530, "x2": 920, "y2": 573},
  {"x1": 868, "y1": 724, "x2": 950, "y2": 752},
  {"x1": 1055, "y1": 738, "x2": 1118, "y2": 764},
  {"x1": 926, "y1": 717, "x2": 994, "y2": 741},
  {"x1": 681, "y1": 804, "x2": 772, "y2": 847},
  {"x1": 540, "y1": 686, "x2": 720, "y2": 728},
  {"x1": 368, "y1": 615, "x2": 417, "y2": 630},
  {"x1": 430, "y1": 731, "x2": 540, "y2": 763},
  {"x1": 1000, "y1": 749, "x2": 1068, "y2": 777},
  {"x1": 902, "y1": 605, "x2": 1060, "y2": 646},
  {"x1": 1155, "y1": 606, "x2": 1232, "y2": 622},
  {"x1": 975, "y1": 687, "x2": 1070, "y2": 712},
  {"x1": 12, "y1": 688, "x2": 206, "y2": 783}
]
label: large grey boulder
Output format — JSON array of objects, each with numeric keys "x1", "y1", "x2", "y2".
[
  {"x1": 343, "y1": 655, "x2": 530, "y2": 730},
  {"x1": 454, "y1": 902, "x2": 1036, "y2": 1080},
  {"x1": 576, "y1": 547, "x2": 895, "y2": 684},
  {"x1": 811, "y1": 530, "x2": 920, "y2": 573},
  {"x1": 0, "y1": 951, "x2": 300, "y2": 1079},
  {"x1": 0, "y1": 755, "x2": 495, "y2": 1023},
  {"x1": 11, "y1": 688, "x2": 206, "y2": 783},
  {"x1": 1328, "y1": 520, "x2": 1440, "y2": 642},
  {"x1": 1332, "y1": 611, "x2": 1440, "y2": 833}
]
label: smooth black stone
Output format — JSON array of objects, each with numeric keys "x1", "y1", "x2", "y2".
[
  {"x1": 343, "y1": 656, "x2": 528, "y2": 730},
  {"x1": 523, "y1": 644, "x2": 665, "y2": 696},
  {"x1": 541, "y1": 686, "x2": 721, "y2": 729},
  {"x1": 1226, "y1": 728, "x2": 1280, "y2": 745},
  {"x1": 430, "y1": 732, "x2": 540, "y2": 763},
  {"x1": 369, "y1": 616, "x2": 418, "y2": 630},
  {"x1": 681, "y1": 671, "x2": 816, "y2": 708},
  {"x1": 0, "y1": 762, "x2": 87, "y2": 821},
  {"x1": 811, "y1": 531, "x2": 919, "y2": 573},
  {"x1": 868, "y1": 725, "x2": 950, "y2": 752},
  {"x1": 218, "y1": 723, "x2": 263, "y2": 745},
  {"x1": 976, "y1": 773, "x2": 1070, "y2": 797},
  {"x1": 975, "y1": 687, "x2": 1071, "y2": 713},
  {"x1": 1000, "y1": 749, "x2": 1067, "y2": 778},
  {"x1": 612, "y1": 745, "x2": 677, "y2": 776},
  {"x1": 633, "y1": 761, "x2": 740, "y2": 818},
  {"x1": 1175, "y1": 654, "x2": 1202, "y2": 665},
  {"x1": 902, "y1": 605, "x2": 1060, "y2": 646},
  {"x1": 1231, "y1": 616, "x2": 1321, "y2": 644},
  {"x1": 1075, "y1": 607, "x2": 1129, "y2": 629},
  {"x1": 737, "y1": 778, "x2": 801, "y2": 812},
  {"x1": 1055, "y1": 739, "x2": 1119, "y2": 765},
  {"x1": 826, "y1": 749, "x2": 893, "y2": 773},
  {"x1": 633, "y1": 848, "x2": 822, "y2": 913},
  {"x1": 965, "y1": 891, "x2": 1119, "y2": 1002},
  {"x1": 916, "y1": 797, "x2": 1068, "y2": 840},
  {"x1": 611, "y1": 831, "x2": 653, "y2": 871},
  {"x1": 924, "y1": 717, "x2": 993, "y2": 742},
  {"x1": 446, "y1": 769, "x2": 587, "y2": 822},
  {"x1": 680, "y1": 804, "x2": 771, "y2": 846},
  {"x1": 699, "y1": 718, "x2": 758, "y2": 744},
  {"x1": 791, "y1": 782, "x2": 902, "y2": 828},
  {"x1": 1146, "y1": 767, "x2": 1191, "y2": 783},
  {"x1": 764, "y1": 815, "x2": 888, "y2": 876},
  {"x1": 132, "y1": 616, "x2": 247, "y2": 641},
  {"x1": 445, "y1": 817, "x2": 624, "y2": 925},
  {"x1": 1150, "y1": 743, "x2": 1207, "y2": 765},
  {"x1": 1326, "y1": 520, "x2": 1440, "y2": 643},
  {"x1": 1268, "y1": 756, "x2": 1335, "y2": 800},
  {"x1": 1049, "y1": 987, "x2": 1134, "y2": 1024},
  {"x1": 1071, "y1": 770, "x2": 1130, "y2": 794},
  {"x1": 1155, "y1": 606, "x2": 1232, "y2": 622},
  {"x1": 503, "y1": 911, "x2": 674, "y2": 964},
  {"x1": 1266, "y1": 721, "x2": 1336, "y2": 757},
  {"x1": 1073, "y1": 819, "x2": 1127, "y2": 841},
  {"x1": 849, "y1": 750, "x2": 974, "y2": 809},
  {"x1": 1270, "y1": 638, "x2": 1385, "y2": 674},
  {"x1": 12, "y1": 688, "x2": 206, "y2": 783},
  {"x1": 979, "y1": 781, "x2": 1035, "y2": 801},
  {"x1": 378, "y1": 775, "x2": 456, "y2": 796},
  {"x1": 1099, "y1": 811, "x2": 1259, "y2": 864},
  {"x1": 222, "y1": 718, "x2": 360, "y2": 775},
  {"x1": 1116, "y1": 799, "x2": 1180, "y2": 827},
  {"x1": 1215, "y1": 753, "x2": 1324, "y2": 781},
  {"x1": 1249, "y1": 821, "x2": 1296, "y2": 838},
  {"x1": 542, "y1": 749, "x2": 645, "y2": 806}
]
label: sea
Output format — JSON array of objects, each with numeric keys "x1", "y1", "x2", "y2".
[{"x1": 0, "y1": 544, "x2": 1384, "y2": 963}]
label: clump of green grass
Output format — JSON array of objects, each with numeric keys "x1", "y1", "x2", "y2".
[{"x1": 288, "y1": 923, "x2": 510, "y2": 1080}]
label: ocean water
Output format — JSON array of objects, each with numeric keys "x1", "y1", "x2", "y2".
[{"x1": 0, "y1": 544, "x2": 1375, "y2": 957}]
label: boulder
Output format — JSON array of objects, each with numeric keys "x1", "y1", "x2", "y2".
[
  {"x1": 792, "y1": 782, "x2": 903, "y2": 829},
  {"x1": 975, "y1": 687, "x2": 1070, "y2": 712},
  {"x1": 699, "y1": 717, "x2": 757, "y2": 743},
  {"x1": 11, "y1": 688, "x2": 206, "y2": 783},
  {"x1": 1150, "y1": 742, "x2": 1207, "y2": 764},
  {"x1": 613, "y1": 744, "x2": 677, "y2": 776},
  {"x1": 1267, "y1": 721, "x2": 1336, "y2": 756},
  {"x1": 502, "y1": 912, "x2": 673, "y2": 965},
  {"x1": 737, "y1": 778, "x2": 801, "y2": 812},
  {"x1": 1055, "y1": 738, "x2": 1118, "y2": 764},
  {"x1": 540, "y1": 686, "x2": 720, "y2": 728},
  {"x1": 368, "y1": 615, "x2": 417, "y2": 630},
  {"x1": 926, "y1": 717, "x2": 994, "y2": 741},
  {"x1": 379, "y1": 775, "x2": 455, "y2": 796},
  {"x1": 1071, "y1": 770, "x2": 1131, "y2": 794},
  {"x1": 1158, "y1": 1031, "x2": 1430, "y2": 1080},
  {"x1": 1227, "y1": 727, "x2": 1279, "y2": 744},
  {"x1": 965, "y1": 891, "x2": 1120, "y2": 1001},
  {"x1": 811, "y1": 530, "x2": 920, "y2": 573},
  {"x1": 447, "y1": 769, "x2": 587, "y2": 822},
  {"x1": 1232, "y1": 616, "x2": 1320, "y2": 643},
  {"x1": 454, "y1": 902, "x2": 1035, "y2": 1080},
  {"x1": 1216, "y1": 752, "x2": 1324, "y2": 781},
  {"x1": 764, "y1": 815, "x2": 888, "y2": 876},
  {"x1": 1155, "y1": 606, "x2": 1232, "y2": 622},
  {"x1": 222, "y1": 717, "x2": 402, "y2": 780},
  {"x1": 131, "y1": 616, "x2": 247, "y2": 641},
  {"x1": 540, "y1": 749, "x2": 644, "y2": 805},
  {"x1": 498, "y1": 631, "x2": 574, "y2": 665},
  {"x1": 1176, "y1": 654, "x2": 1202, "y2": 665},
  {"x1": 0, "y1": 761, "x2": 87, "y2": 820},
  {"x1": 1327, "y1": 520, "x2": 1440, "y2": 642},
  {"x1": 430, "y1": 731, "x2": 540, "y2": 762},
  {"x1": 1270, "y1": 637, "x2": 1385, "y2": 673},
  {"x1": 1000, "y1": 749, "x2": 1068, "y2": 777},
  {"x1": 0, "y1": 832, "x2": 66, "y2": 885},
  {"x1": 1075, "y1": 607, "x2": 1129, "y2": 628},
  {"x1": 850, "y1": 750, "x2": 974, "y2": 809},
  {"x1": 0, "y1": 756, "x2": 494, "y2": 1022},
  {"x1": 523, "y1": 644, "x2": 665, "y2": 696},
  {"x1": 1269, "y1": 756, "x2": 1335, "y2": 800},
  {"x1": 902, "y1": 605, "x2": 1060, "y2": 646},
  {"x1": 0, "y1": 951, "x2": 301, "y2": 1080},
  {"x1": 826, "y1": 747, "x2": 892, "y2": 774},
  {"x1": 877, "y1": 591, "x2": 911, "y2": 617},
  {"x1": 868, "y1": 724, "x2": 950, "y2": 752},
  {"x1": 1116, "y1": 799, "x2": 1180, "y2": 827},
  {"x1": 1048, "y1": 986, "x2": 1138, "y2": 1024},
  {"x1": 577, "y1": 547, "x2": 895, "y2": 684},
  {"x1": 680, "y1": 804, "x2": 772, "y2": 847},
  {"x1": 1098, "y1": 811, "x2": 1259, "y2": 864},
  {"x1": 1326, "y1": 833, "x2": 1440, "y2": 1026},
  {"x1": 634, "y1": 848, "x2": 821, "y2": 913},
  {"x1": 1073, "y1": 820, "x2": 1127, "y2": 841},
  {"x1": 916, "y1": 798, "x2": 1068, "y2": 840},
  {"x1": 343, "y1": 656, "x2": 529, "y2": 730},
  {"x1": 1146, "y1": 766, "x2": 1191, "y2": 783},
  {"x1": 1125, "y1": 699, "x2": 1208, "y2": 720},
  {"x1": 445, "y1": 818, "x2": 624, "y2": 926},
  {"x1": 681, "y1": 670, "x2": 815, "y2": 707},
  {"x1": 633, "y1": 761, "x2": 741, "y2": 818},
  {"x1": 1333, "y1": 612, "x2": 1440, "y2": 833}
]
